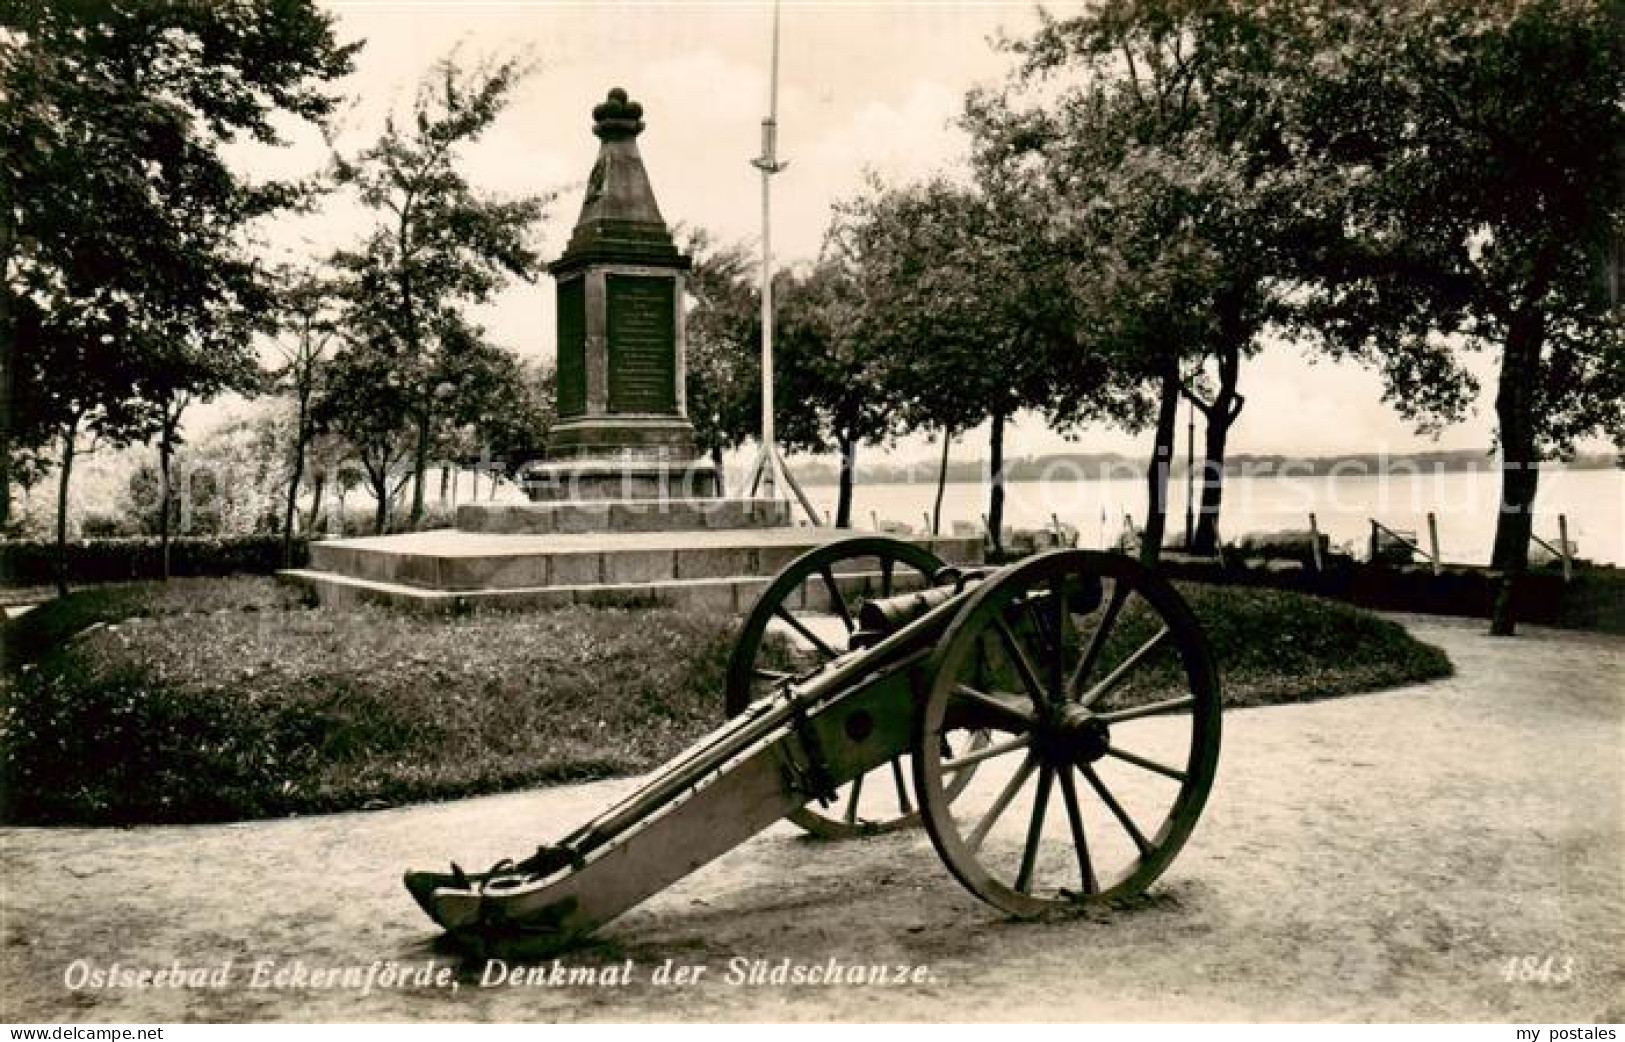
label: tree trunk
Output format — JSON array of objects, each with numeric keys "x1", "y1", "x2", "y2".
[
  {"x1": 53, "y1": 419, "x2": 78, "y2": 598},
  {"x1": 158, "y1": 421, "x2": 174, "y2": 581},
  {"x1": 1191, "y1": 291, "x2": 1248, "y2": 554},
  {"x1": 835, "y1": 434, "x2": 857, "y2": 529},
  {"x1": 1489, "y1": 310, "x2": 1544, "y2": 636},
  {"x1": 439, "y1": 464, "x2": 450, "y2": 504},
  {"x1": 711, "y1": 445, "x2": 726, "y2": 498},
  {"x1": 305, "y1": 470, "x2": 326, "y2": 537},
  {"x1": 282, "y1": 443, "x2": 302, "y2": 566},
  {"x1": 1140, "y1": 368, "x2": 1182, "y2": 567},
  {"x1": 988, "y1": 410, "x2": 1007, "y2": 554},
  {"x1": 932, "y1": 428, "x2": 952, "y2": 536},
  {"x1": 0, "y1": 208, "x2": 13, "y2": 532},
  {"x1": 1191, "y1": 351, "x2": 1243, "y2": 555},
  {"x1": 410, "y1": 404, "x2": 431, "y2": 526},
  {"x1": 368, "y1": 459, "x2": 390, "y2": 535},
  {"x1": 283, "y1": 394, "x2": 311, "y2": 567}
]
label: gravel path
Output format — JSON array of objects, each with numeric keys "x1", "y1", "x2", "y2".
[{"x1": 2, "y1": 615, "x2": 1621, "y2": 1023}]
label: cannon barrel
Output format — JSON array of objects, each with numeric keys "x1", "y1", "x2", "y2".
[
  {"x1": 854, "y1": 585, "x2": 964, "y2": 645},
  {"x1": 857, "y1": 572, "x2": 1104, "y2": 645}
]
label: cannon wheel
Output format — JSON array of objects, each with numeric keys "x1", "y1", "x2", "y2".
[
  {"x1": 726, "y1": 536, "x2": 976, "y2": 839},
  {"x1": 913, "y1": 550, "x2": 1221, "y2": 917}
]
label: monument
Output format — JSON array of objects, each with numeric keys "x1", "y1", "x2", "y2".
[
  {"x1": 281, "y1": 89, "x2": 981, "y2": 610},
  {"x1": 521, "y1": 87, "x2": 718, "y2": 503}
]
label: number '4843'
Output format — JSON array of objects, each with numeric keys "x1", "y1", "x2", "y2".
[{"x1": 1502, "y1": 955, "x2": 1574, "y2": 983}]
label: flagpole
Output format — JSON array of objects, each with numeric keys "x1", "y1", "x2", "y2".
[{"x1": 752, "y1": 0, "x2": 786, "y2": 500}]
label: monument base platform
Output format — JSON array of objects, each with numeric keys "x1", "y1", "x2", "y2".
[
  {"x1": 280, "y1": 528, "x2": 982, "y2": 614},
  {"x1": 519, "y1": 458, "x2": 720, "y2": 503},
  {"x1": 457, "y1": 498, "x2": 788, "y2": 535}
]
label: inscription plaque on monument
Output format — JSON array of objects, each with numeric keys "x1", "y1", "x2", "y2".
[
  {"x1": 607, "y1": 275, "x2": 676, "y2": 413},
  {"x1": 556, "y1": 277, "x2": 587, "y2": 418}
]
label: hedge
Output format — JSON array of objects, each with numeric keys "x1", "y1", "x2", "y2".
[
  {"x1": 1156, "y1": 554, "x2": 1623, "y2": 633},
  {"x1": 0, "y1": 535, "x2": 308, "y2": 586}
]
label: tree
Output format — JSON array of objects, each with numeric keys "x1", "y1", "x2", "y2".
[
  {"x1": 1286, "y1": 0, "x2": 1625, "y2": 633},
  {"x1": 1039, "y1": 141, "x2": 1227, "y2": 565},
  {"x1": 124, "y1": 412, "x2": 287, "y2": 538},
  {"x1": 267, "y1": 269, "x2": 343, "y2": 565},
  {"x1": 971, "y1": 0, "x2": 1306, "y2": 561},
  {"x1": 299, "y1": 428, "x2": 351, "y2": 534},
  {"x1": 331, "y1": 52, "x2": 549, "y2": 528},
  {"x1": 436, "y1": 321, "x2": 555, "y2": 485},
  {"x1": 139, "y1": 284, "x2": 266, "y2": 579},
  {"x1": 681, "y1": 230, "x2": 761, "y2": 489},
  {"x1": 316, "y1": 331, "x2": 417, "y2": 535},
  {"x1": 836, "y1": 177, "x2": 1111, "y2": 550},
  {"x1": 773, "y1": 259, "x2": 904, "y2": 529},
  {"x1": 12, "y1": 311, "x2": 156, "y2": 592},
  {"x1": 2, "y1": 0, "x2": 356, "y2": 591}
]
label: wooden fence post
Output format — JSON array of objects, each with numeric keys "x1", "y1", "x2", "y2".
[
  {"x1": 1559, "y1": 514, "x2": 1572, "y2": 582},
  {"x1": 1308, "y1": 513, "x2": 1324, "y2": 572},
  {"x1": 1427, "y1": 512, "x2": 1442, "y2": 575}
]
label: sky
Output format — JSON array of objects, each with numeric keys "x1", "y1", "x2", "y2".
[{"x1": 225, "y1": 0, "x2": 1513, "y2": 465}]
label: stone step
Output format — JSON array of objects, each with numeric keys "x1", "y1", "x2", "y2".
[
  {"x1": 279, "y1": 565, "x2": 932, "y2": 615},
  {"x1": 292, "y1": 527, "x2": 983, "y2": 611},
  {"x1": 457, "y1": 497, "x2": 789, "y2": 535},
  {"x1": 280, "y1": 568, "x2": 750, "y2": 613}
]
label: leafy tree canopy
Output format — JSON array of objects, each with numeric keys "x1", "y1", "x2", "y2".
[
  {"x1": 1283, "y1": 0, "x2": 1625, "y2": 456},
  {"x1": 680, "y1": 227, "x2": 762, "y2": 463},
  {"x1": 328, "y1": 51, "x2": 550, "y2": 524},
  {"x1": 5, "y1": 0, "x2": 359, "y2": 449}
]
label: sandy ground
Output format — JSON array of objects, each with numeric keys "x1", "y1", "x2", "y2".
[{"x1": 2, "y1": 614, "x2": 1621, "y2": 1023}]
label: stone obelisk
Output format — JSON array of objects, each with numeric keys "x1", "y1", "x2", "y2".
[{"x1": 524, "y1": 88, "x2": 719, "y2": 502}]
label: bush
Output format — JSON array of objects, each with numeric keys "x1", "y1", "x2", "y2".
[
  {"x1": 300, "y1": 500, "x2": 459, "y2": 537},
  {"x1": 1175, "y1": 583, "x2": 1453, "y2": 707},
  {"x1": 79, "y1": 513, "x2": 143, "y2": 539},
  {"x1": 387, "y1": 502, "x2": 457, "y2": 533},
  {"x1": 0, "y1": 535, "x2": 307, "y2": 586},
  {"x1": 1229, "y1": 528, "x2": 1331, "y2": 566}
]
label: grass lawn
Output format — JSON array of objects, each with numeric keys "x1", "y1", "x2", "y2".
[{"x1": 0, "y1": 576, "x2": 1451, "y2": 825}]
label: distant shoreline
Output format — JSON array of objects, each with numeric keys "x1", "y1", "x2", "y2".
[{"x1": 790, "y1": 450, "x2": 1622, "y2": 486}]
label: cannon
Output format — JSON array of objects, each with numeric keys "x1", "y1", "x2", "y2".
[{"x1": 405, "y1": 537, "x2": 1221, "y2": 954}]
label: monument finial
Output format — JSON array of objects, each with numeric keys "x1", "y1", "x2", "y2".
[{"x1": 592, "y1": 87, "x2": 645, "y2": 141}]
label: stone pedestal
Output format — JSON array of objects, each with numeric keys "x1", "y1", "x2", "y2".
[
  {"x1": 520, "y1": 458, "x2": 720, "y2": 503},
  {"x1": 529, "y1": 87, "x2": 718, "y2": 501},
  {"x1": 458, "y1": 499, "x2": 790, "y2": 535},
  {"x1": 282, "y1": 528, "x2": 983, "y2": 613}
]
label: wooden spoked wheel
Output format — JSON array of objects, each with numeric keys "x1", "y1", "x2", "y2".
[
  {"x1": 913, "y1": 550, "x2": 1221, "y2": 917},
  {"x1": 726, "y1": 536, "x2": 980, "y2": 839}
]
